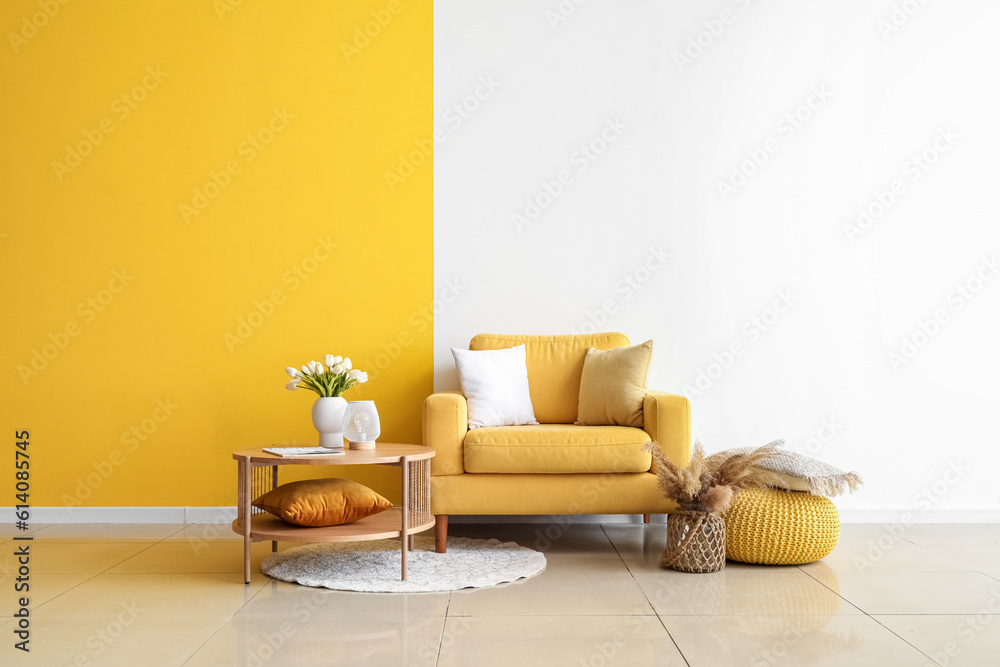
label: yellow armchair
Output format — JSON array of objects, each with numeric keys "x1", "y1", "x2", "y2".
[{"x1": 423, "y1": 333, "x2": 692, "y2": 552}]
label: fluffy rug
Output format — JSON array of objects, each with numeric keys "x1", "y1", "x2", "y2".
[{"x1": 260, "y1": 536, "x2": 546, "y2": 593}]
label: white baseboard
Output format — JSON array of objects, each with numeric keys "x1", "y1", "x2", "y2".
[
  {"x1": 7, "y1": 507, "x2": 1000, "y2": 524},
  {"x1": 837, "y1": 508, "x2": 1000, "y2": 523},
  {"x1": 16, "y1": 506, "x2": 237, "y2": 524}
]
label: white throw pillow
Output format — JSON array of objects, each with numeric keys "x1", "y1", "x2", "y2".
[{"x1": 451, "y1": 344, "x2": 539, "y2": 429}]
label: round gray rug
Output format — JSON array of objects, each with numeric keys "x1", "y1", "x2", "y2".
[{"x1": 260, "y1": 536, "x2": 546, "y2": 593}]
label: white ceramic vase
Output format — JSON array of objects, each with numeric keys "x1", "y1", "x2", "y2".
[{"x1": 312, "y1": 396, "x2": 347, "y2": 448}]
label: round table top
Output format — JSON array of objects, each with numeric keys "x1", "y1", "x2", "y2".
[{"x1": 232, "y1": 442, "x2": 435, "y2": 464}]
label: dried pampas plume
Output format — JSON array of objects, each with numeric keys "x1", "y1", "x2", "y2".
[{"x1": 644, "y1": 439, "x2": 788, "y2": 515}]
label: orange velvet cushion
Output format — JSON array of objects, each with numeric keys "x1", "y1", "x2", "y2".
[{"x1": 252, "y1": 478, "x2": 392, "y2": 527}]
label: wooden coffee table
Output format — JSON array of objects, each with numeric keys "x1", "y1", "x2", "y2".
[{"x1": 232, "y1": 443, "x2": 435, "y2": 584}]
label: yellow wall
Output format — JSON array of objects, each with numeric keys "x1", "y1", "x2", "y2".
[{"x1": 0, "y1": 0, "x2": 432, "y2": 507}]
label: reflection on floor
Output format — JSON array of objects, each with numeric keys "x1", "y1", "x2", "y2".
[{"x1": 2, "y1": 521, "x2": 998, "y2": 666}]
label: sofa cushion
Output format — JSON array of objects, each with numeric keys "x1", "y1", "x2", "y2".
[
  {"x1": 452, "y1": 344, "x2": 538, "y2": 428},
  {"x1": 464, "y1": 424, "x2": 652, "y2": 474},
  {"x1": 470, "y1": 333, "x2": 630, "y2": 424},
  {"x1": 576, "y1": 340, "x2": 653, "y2": 428},
  {"x1": 252, "y1": 478, "x2": 392, "y2": 527}
]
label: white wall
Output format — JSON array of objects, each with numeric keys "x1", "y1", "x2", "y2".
[{"x1": 434, "y1": 0, "x2": 1000, "y2": 519}]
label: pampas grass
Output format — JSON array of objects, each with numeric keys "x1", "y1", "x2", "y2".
[{"x1": 645, "y1": 440, "x2": 787, "y2": 515}]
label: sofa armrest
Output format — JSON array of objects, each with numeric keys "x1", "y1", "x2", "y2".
[
  {"x1": 423, "y1": 391, "x2": 468, "y2": 476},
  {"x1": 643, "y1": 391, "x2": 691, "y2": 469}
]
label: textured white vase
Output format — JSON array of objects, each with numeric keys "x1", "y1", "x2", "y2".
[{"x1": 312, "y1": 396, "x2": 347, "y2": 448}]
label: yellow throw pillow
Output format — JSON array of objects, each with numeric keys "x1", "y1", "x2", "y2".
[
  {"x1": 576, "y1": 340, "x2": 653, "y2": 428},
  {"x1": 252, "y1": 478, "x2": 392, "y2": 527}
]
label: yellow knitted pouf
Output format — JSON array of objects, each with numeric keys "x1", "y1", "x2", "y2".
[{"x1": 724, "y1": 487, "x2": 840, "y2": 565}]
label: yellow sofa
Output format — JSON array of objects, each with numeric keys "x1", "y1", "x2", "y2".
[{"x1": 423, "y1": 333, "x2": 692, "y2": 552}]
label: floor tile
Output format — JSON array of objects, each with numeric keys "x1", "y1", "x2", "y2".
[
  {"x1": 838, "y1": 523, "x2": 899, "y2": 540},
  {"x1": 166, "y1": 522, "x2": 243, "y2": 542},
  {"x1": 29, "y1": 523, "x2": 186, "y2": 542},
  {"x1": 810, "y1": 571, "x2": 1000, "y2": 615},
  {"x1": 184, "y1": 612, "x2": 445, "y2": 667},
  {"x1": 803, "y1": 533, "x2": 972, "y2": 574},
  {"x1": 634, "y1": 562, "x2": 860, "y2": 616},
  {"x1": 106, "y1": 539, "x2": 278, "y2": 574},
  {"x1": 246, "y1": 578, "x2": 451, "y2": 617},
  {"x1": 898, "y1": 538, "x2": 1000, "y2": 574},
  {"x1": 35, "y1": 572, "x2": 268, "y2": 618},
  {"x1": 876, "y1": 613, "x2": 1000, "y2": 667},
  {"x1": 0, "y1": 573, "x2": 93, "y2": 617},
  {"x1": 448, "y1": 553, "x2": 652, "y2": 616},
  {"x1": 437, "y1": 615, "x2": 686, "y2": 667},
  {"x1": 662, "y1": 614, "x2": 938, "y2": 666},
  {"x1": 0, "y1": 523, "x2": 52, "y2": 539},
  {"x1": 7, "y1": 611, "x2": 229, "y2": 667},
  {"x1": 893, "y1": 524, "x2": 1000, "y2": 543},
  {"x1": 28, "y1": 542, "x2": 152, "y2": 574}
]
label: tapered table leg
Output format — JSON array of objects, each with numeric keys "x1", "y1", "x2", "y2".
[
  {"x1": 401, "y1": 456, "x2": 409, "y2": 580},
  {"x1": 435, "y1": 515, "x2": 448, "y2": 554},
  {"x1": 240, "y1": 457, "x2": 252, "y2": 584}
]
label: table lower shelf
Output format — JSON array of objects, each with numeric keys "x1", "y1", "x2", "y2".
[{"x1": 233, "y1": 508, "x2": 436, "y2": 543}]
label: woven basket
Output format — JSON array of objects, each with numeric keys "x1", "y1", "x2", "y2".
[
  {"x1": 662, "y1": 508, "x2": 726, "y2": 573},
  {"x1": 724, "y1": 487, "x2": 840, "y2": 565}
]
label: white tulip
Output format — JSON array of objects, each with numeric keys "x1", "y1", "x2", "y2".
[
  {"x1": 285, "y1": 367, "x2": 300, "y2": 378},
  {"x1": 301, "y1": 365, "x2": 312, "y2": 376},
  {"x1": 342, "y1": 357, "x2": 352, "y2": 371},
  {"x1": 332, "y1": 364, "x2": 344, "y2": 375},
  {"x1": 310, "y1": 361, "x2": 323, "y2": 374},
  {"x1": 349, "y1": 369, "x2": 368, "y2": 383},
  {"x1": 324, "y1": 354, "x2": 337, "y2": 367},
  {"x1": 285, "y1": 381, "x2": 299, "y2": 391}
]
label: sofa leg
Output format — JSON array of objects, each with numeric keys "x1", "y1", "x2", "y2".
[
  {"x1": 435, "y1": 515, "x2": 448, "y2": 553},
  {"x1": 643, "y1": 513, "x2": 651, "y2": 524}
]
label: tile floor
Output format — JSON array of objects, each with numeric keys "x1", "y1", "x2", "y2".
[{"x1": 2, "y1": 522, "x2": 998, "y2": 666}]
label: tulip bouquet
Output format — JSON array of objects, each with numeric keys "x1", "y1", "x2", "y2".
[{"x1": 285, "y1": 355, "x2": 368, "y2": 397}]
